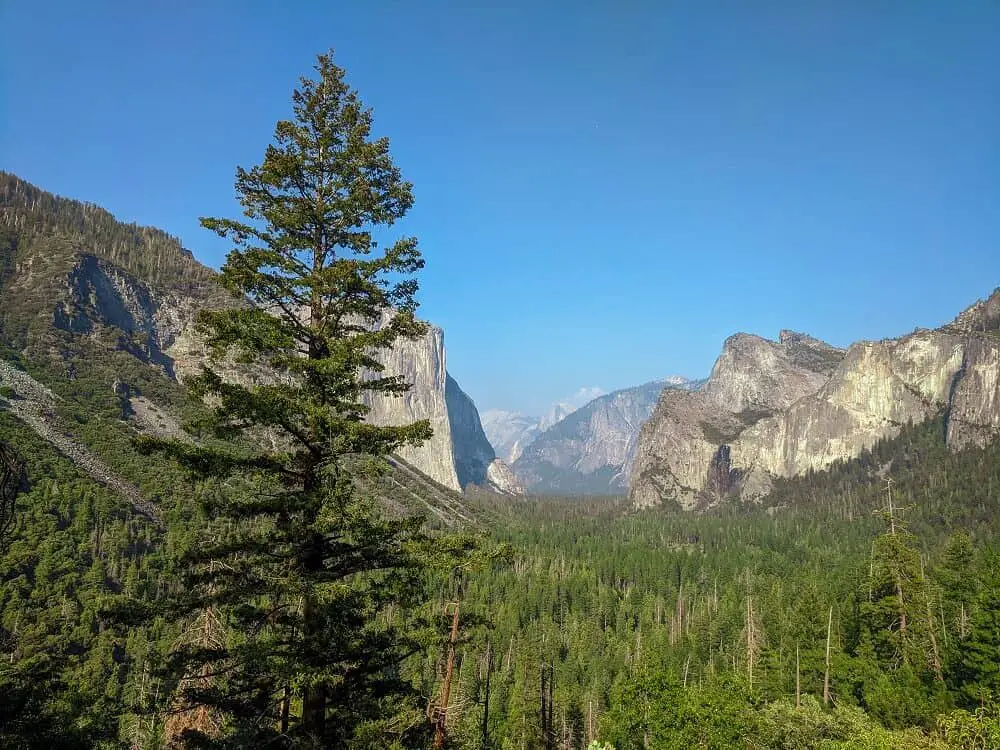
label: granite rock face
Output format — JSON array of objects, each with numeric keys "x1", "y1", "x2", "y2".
[
  {"x1": 50, "y1": 253, "x2": 221, "y2": 378},
  {"x1": 485, "y1": 458, "x2": 526, "y2": 495},
  {"x1": 630, "y1": 333, "x2": 844, "y2": 509},
  {"x1": 446, "y1": 373, "x2": 502, "y2": 490},
  {"x1": 630, "y1": 290, "x2": 1000, "y2": 510},
  {"x1": 361, "y1": 322, "x2": 462, "y2": 490},
  {"x1": 330, "y1": 319, "x2": 521, "y2": 494}
]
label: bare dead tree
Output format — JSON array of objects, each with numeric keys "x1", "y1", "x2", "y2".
[
  {"x1": 823, "y1": 606, "x2": 833, "y2": 706},
  {"x1": 163, "y1": 565, "x2": 226, "y2": 747},
  {"x1": 432, "y1": 600, "x2": 461, "y2": 749},
  {"x1": 480, "y1": 640, "x2": 493, "y2": 750}
]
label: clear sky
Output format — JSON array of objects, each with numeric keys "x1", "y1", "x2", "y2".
[{"x1": 2, "y1": 2, "x2": 998, "y2": 416}]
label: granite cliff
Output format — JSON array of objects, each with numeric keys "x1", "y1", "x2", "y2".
[
  {"x1": 357, "y1": 318, "x2": 522, "y2": 493},
  {"x1": 630, "y1": 292, "x2": 1000, "y2": 510}
]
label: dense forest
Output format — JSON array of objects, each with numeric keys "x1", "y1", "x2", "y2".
[
  {"x1": 5, "y1": 375, "x2": 1000, "y2": 748},
  {"x1": 2, "y1": 50, "x2": 1000, "y2": 749},
  {"x1": 448, "y1": 417, "x2": 1000, "y2": 748}
]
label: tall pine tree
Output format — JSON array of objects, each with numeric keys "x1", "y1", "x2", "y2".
[{"x1": 141, "y1": 50, "x2": 464, "y2": 748}]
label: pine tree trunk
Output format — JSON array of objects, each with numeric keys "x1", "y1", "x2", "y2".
[
  {"x1": 481, "y1": 641, "x2": 492, "y2": 750},
  {"x1": 301, "y1": 593, "x2": 327, "y2": 740},
  {"x1": 823, "y1": 606, "x2": 833, "y2": 706},
  {"x1": 796, "y1": 643, "x2": 801, "y2": 709}
]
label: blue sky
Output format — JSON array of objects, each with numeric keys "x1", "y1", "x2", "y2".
[{"x1": 2, "y1": 2, "x2": 997, "y2": 416}]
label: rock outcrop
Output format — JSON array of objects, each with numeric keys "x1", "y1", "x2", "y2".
[
  {"x1": 631, "y1": 290, "x2": 1000, "y2": 510},
  {"x1": 359, "y1": 321, "x2": 521, "y2": 494},
  {"x1": 445, "y1": 374, "x2": 500, "y2": 489},
  {"x1": 49, "y1": 260, "x2": 509, "y2": 496},
  {"x1": 0, "y1": 173, "x2": 513, "y2": 520},
  {"x1": 486, "y1": 458, "x2": 525, "y2": 495},
  {"x1": 173, "y1": 313, "x2": 518, "y2": 494}
]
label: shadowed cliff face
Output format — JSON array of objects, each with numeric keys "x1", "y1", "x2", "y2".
[
  {"x1": 356, "y1": 319, "x2": 522, "y2": 494},
  {"x1": 445, "y1": 374, "x2": 497, "y2": 489},
  {"x1": 630, "y1": 289, "x2": 1000, "y2": 511},
  {"x1": 704, "y1": 445, "x2": 741, "y2": 504},
  {"x1": 52, "y1": 254, "x2": 191, "y2": 376}
]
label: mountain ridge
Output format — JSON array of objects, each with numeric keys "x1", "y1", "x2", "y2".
[
  {"x1": 511, "y1": 376, "x2": 705, "y2": 495},
  {"x1": 0, "y1": 173, "x2": 516, "y2": 500},
  {"x1": 630, "y1": 291, "x2": 1000, "y2": 510}
]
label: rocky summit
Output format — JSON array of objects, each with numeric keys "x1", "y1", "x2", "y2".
[{"x1": 630, "y1": 293, "x2": 1000, "y2": 510}]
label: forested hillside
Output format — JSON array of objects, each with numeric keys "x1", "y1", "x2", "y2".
[{"x1": 0, "y1": 170, "x2": 216, "y2": 296}]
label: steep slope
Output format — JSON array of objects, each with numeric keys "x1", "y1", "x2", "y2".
[
  {"x1": 630, "y1": 332, "x2": 845, "y2": 509},
  {"x1": 0, "y1": 172, "x2": 223, "y2": 365},
  {"x1": 485, "y1": 379, "x2": 704, "y2": 483},
  {"x1": 631, "y1": 294, "x2": 1000, "y2": 510},
  {"x1": 359, "y1": 320, "x2": 521, "y2": 493},
  {"x1": 481, "y1": 390, "x2": 606, "y2": 466},
  {"x1": 0, "y1": 359, "x2": 158, "y2": 522},
  {"x1": 445, "y1": 374, "x2": 517, "y2": 491},
  {"x1": 512, "y1": 378, "x2": 701, "y2": 495}
]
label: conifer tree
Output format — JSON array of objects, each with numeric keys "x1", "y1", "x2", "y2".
[
  {"x1": 936, "y1": 531, "x2": 977, "y2": 644},
  {"x1": 953, "y1": 554, "x2": 1000, "y2": 707},
  {"x1": 0, "y1": 440, "x2": 25, "y2": 552},
  {"x1": 141, "y1": 50, "x2": 463, "y2": 748}
]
